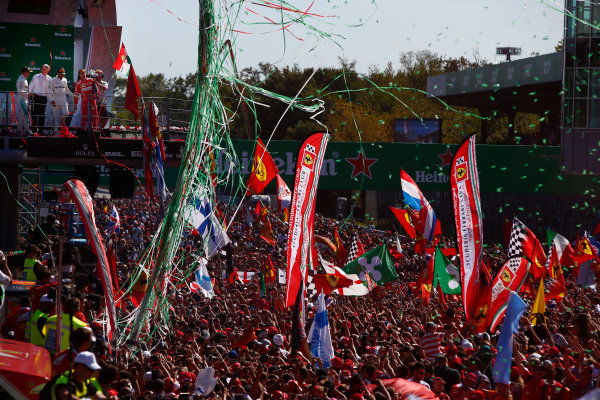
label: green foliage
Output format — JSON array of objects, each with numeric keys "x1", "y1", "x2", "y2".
[{"x1": 111, "y1": 51, "x2": 543, "y2": 143}]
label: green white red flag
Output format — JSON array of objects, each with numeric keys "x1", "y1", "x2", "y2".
[
  {"x1": 285, "y1": 132, "x2": 329, "y2": 307},
  {"x1": 450, "y1": 134, "x2": 484, "y2": 322},
  {"x1": 433, "y1": 247, "x2": 461, "y2": 295},
  {"x1": 112, "y1": 43, "x2": 131, "y2": 75}
]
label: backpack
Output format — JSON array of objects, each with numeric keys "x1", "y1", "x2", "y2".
[{"x1": 39, "y1": 373, "x2": 63, "y2": 400}]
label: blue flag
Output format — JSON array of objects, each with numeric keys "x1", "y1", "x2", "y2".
[
  {"x1": 492, "y1": 291, "x2": 527, "y2": 384},
  {"x1": 307, "y1": 292, "x2": 334, "y2": 368},
  {"x1": 193, "y1": 257, "x2": 215, "y2": 299}
]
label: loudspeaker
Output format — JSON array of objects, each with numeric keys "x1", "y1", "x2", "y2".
[
  {"x1": 109, "y1": 166, "x2": 134, "y2": 198},
  {"x1": 74, "y1": 166, "x2": 100, "y2": 197}
]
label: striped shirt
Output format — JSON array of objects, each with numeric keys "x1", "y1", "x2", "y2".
[{"x1": 421, "y1": 332, "x2": 444, "y2": 362}]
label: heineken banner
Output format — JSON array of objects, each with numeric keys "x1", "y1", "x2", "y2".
[
  {"x1": 32, "y1": 139, "x2": 600, "y2": 196},
  {"x1": 222, "y1": 140, "x2": 599, "y2": 196},
  {"x1": 0, "y1": 23, "x2": 75, "y2": 91}
]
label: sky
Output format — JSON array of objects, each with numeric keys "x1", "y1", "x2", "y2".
[{"x1": 116, "y1": 0, "x2": 565, "y2": 78}]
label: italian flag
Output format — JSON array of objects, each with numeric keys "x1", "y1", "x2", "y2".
[{"x1": 112, "y1": 43, "x2": 131, "y2": 75}]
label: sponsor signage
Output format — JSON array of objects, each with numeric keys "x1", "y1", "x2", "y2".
[
  {"x1": 0, "y1": 23, "x2": 74, "y2": 91},
  {"x1": 25, "y1": 138, "x2": 600, "y2": 196}
]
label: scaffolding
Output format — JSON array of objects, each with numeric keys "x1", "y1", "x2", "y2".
[{"x1": 18, "y1": 167, "x2": 41, "y2": 240}]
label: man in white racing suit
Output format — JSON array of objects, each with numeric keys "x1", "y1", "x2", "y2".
[
  {"x1": 16, "y1": 66, "x2": 31, "y2": 133},
  {"x1": 50, "y1": 67, "x2": 74, "y2": 135}
]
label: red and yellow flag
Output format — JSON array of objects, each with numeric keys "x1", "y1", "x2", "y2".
[{"x1": 246, "y1": 138, "x2": 279, "y2": 195}]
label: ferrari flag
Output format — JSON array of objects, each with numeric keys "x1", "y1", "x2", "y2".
[
  {"x1": 450, "y1": 134, "x2": 484, "y2": 322},
  {"x1": 285, "y1": 132, "x2": 330, "y2": 307},
  {"x1": 246, "y1": 138, "x2": 279, "y2": 195},
  {"x1": 65, "y1": 179, "x2": 117, "y2": 345},
  {"x1": 487, "y1": 257, "x2": 531, "y2": 332}
]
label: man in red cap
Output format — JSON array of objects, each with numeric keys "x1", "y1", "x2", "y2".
[{"x1": 449, "y1": 373, "x2": 485, "y2": 400}]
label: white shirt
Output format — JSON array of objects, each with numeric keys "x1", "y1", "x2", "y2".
[
  {"x1": 16, "y1": 75, "x2": 29, "y2": 97},
  {"x1": 28, "y1": 73, "x2": 52, "y2": 96},
  {"x1": 51, "y1": 76, "x2": 73, "y2": 100}
]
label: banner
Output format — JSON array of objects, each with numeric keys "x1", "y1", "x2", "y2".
[
  {"x1": 450, "y1": 134, "x2": 483, "y2": 322},
  {"x1": 65, "y1": 179, "x2": 117, "y2": 345},
  {"x1": 487, "y1": 257, "x2": 531, "y2": 332},
  {"x1": 285, "y1": 132, "x2": 329, "y2": 307},
  {"x1": 0, "y1": 23, "x2": 75, "y2": 90}
]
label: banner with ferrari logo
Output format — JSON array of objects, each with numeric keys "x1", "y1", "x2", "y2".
[
  {"x1": 246, "y1": 138, "x2": 279, "y2": 195},
  {"x1": 450, "y1": 134, "x2": 484, "y2": 322},
  {"x1": 285, "y1": 132, "x2": 329, "y2": 307}
]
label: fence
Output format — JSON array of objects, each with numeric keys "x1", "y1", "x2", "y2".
[{"x1": 0, "y1": 91, "x2": 194, "y2": 137}]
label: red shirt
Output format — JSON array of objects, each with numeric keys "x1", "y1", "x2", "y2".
[{"x1": 522, "y1": 372, "x2": 551, "y2": 400}]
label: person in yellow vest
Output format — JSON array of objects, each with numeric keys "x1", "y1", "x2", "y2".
[
  {"x1": 43, "y1": 297, "x2": 87, "y2": 355},
  {"x1": 27, "y1": 294, "x2": 55, "y2": 346},
  {"x1": 46, "y1": 351, "x2": 104, "y2": 400},
  {"x1": 23, "y1": 244, "x2": 41, "y2": 281}
]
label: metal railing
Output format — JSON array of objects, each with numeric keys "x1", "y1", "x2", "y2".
[{"x1": 0, "y1": 91, "x2": 194, "y2": 138}]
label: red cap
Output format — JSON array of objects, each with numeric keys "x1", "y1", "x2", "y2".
[
  {"x1": 200, "y1": 319, "x2": 208, "y2": 326},
  {"x1": 331, "y1": 357, "x2": 343, "y2": 369},
  {"x1": 175, "y1": 330, "x2": 184, "y2": 338},
  {"x1": 350, "y1": 394, "x2": 364, "y2": 400},
  {"x1": 268, "y1": 326, "x2": 278, "y2": 336}
]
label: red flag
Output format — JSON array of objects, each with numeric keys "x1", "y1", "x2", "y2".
[
  {"x1": 259, "y1": 220, "x2": 276, "y2": 245},
  {"x1": 276, "y1": 174, "x2": 291, "y2": 211},
  {"x1": 593, "y1": 222, "x2": 600, "y2": 236},
  {"x1": 417, "y1": 253, "x2": 435, "y2": 305},
  {"x1": 125, "y1": 65, "x2": 141, "y2": 120},
  {"x1": 141, "y1": 104, "x2": 154, "y2": 198},
  {"x1": 507, "y1": 217, "x2": 547, "y2": 280},
  {"x1": 285, "y1": 132, "x2": 329, "y2": 307},
  {"x1": 450, "y1": 134, "x2": 484, "y2": 323},
  {"x1": 246, "y1": 138, "x2": 279, "y2": 195},
  {"x1": 487, "y1": 257, "x2": 531, "y2": 332},
  {"x1": 265, "y1": 255, "x2": 276, "y2": 283},
  {"x1": 425, "y1": 247, "x2": 457, "y2": 257},
  {"x1": 312, "y1": 273, "x2": 354, "y2": 295},
  {"x1": 65, "y1": 179, "x2": 117, "y2": 346},
  {"x1": 389, "y1": 206, "x2": 416, "y2": 238},
  {"x1": 544, "y1": 277, "x2": 566, "y2": 301},
  {"x1": 334, "y1": 227, "x2": 349, "y2": 265},
  {"x1": 148, "y1": 100, "x2": 166, "y2": 162},
  {"x1": 232, "y1": 325, "x2": 257, "y2": 349}
]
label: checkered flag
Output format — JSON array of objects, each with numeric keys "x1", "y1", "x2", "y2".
[
  {"x1": 305, "y1": 273, "x2": 318, "y2": 300},
  {"x1": 507, "y1": 217, "x2": 527, "y2": 258},
  {"x1": 345, "y1": 233, "x2": 365, "y2": 265}
]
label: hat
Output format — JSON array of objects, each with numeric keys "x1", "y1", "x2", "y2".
[
  {"x1": 461, "y1": 339, "x2": 474, "y2": 350},
  {"x1": 58, "y1": 68, "x2": 65, "y2": 73},
  {"x1": 227, "y1": 350, "x2": 238, "y2": 359},
  {"x1": 331, "y1": 357, "x2": 343, "y2": 369},
  {"x1": 425, "y1": 321, "x2": 436, "y2": 329},
  {"x1": 528, "y1": 352, "x2": 542, "y2": 361},
  {"x1": 272, "y1": 334, "x2": 284, "y2": 347},
  {"x1": 432, "y1": 377, "x2": 446, "y2": 384},
  {"x1": 21, "y1": 67, "x2": 32, "y2": 73},
  {"x1": 40, "y1": 294, "x2": 54, "y2": 303},
  {"x1": 465, "y1": 373, "x2": 478, "y2": 382},
  {"x1": 74, "y1": 351, "x2": 101, "y2": 371},
  {"x1": 548, "y1": 346, "x2": 561, "y2": 356}
]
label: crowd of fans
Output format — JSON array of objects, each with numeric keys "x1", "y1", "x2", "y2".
[{"x1": 1, "y1": 190, "x2": 600, "y2": 400}]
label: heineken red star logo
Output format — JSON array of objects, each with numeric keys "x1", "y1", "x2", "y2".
[
  {"x1": 30, "y1": 37, "x2": 36, "y2": 43},
  {"x1": 0, "y1": 72, "x2": 5, "y2": 77},
  {"x1": 30, "y1": 60, "x2": 35, "y2": 66},
  {"x1": 438, "y1": 148, "x2": 454, "y2": 167},
  {"x1": 61, "y1": 27, "x2": 66, "y2": 32},
  {"x1": 346, "y1": 149, "x2": 378, "y2": 179},
  {"x1": 60, "y1": 50, "x2": 65, "y2": 56},
  {"x1": 0, "y1": 48, "x2": 4, "y2": 53}
]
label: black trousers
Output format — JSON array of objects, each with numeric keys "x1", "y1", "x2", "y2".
[{"x1": 31, "y1": 94, "x2": 47, "y2": 130}]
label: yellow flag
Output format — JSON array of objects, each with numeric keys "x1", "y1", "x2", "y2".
[{"x1": 530, "y1": 276, "x2": 546, "y2": 325}]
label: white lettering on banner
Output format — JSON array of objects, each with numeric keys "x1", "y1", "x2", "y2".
[
  {"x1": 24, "y1": 43, "x2": 41, "y2": 47},
  {"x1": 0, "y1": 77, "x2": 9, "y2": 82},
  {"x1": 457, "y1": 180, "x2": 475, "y2": 286},
  {"x1": 0, "y1": 53, "x2": 11, "y2": 58},
  {"x1": 219, "y1": 150, "x2": 337, "y2": 178},
  {"x1": 415, "y1": 170, "x2": 448, "y2": 183},
  {"x1": 289, "y1": 165, "x2": 311, "y2": 270},
  {"x1": 54, "y1": 56, "x2": 71, "y2": 60},
  {"x1": 55, "y1": 33, "x2": 71, "y2": 37}
]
